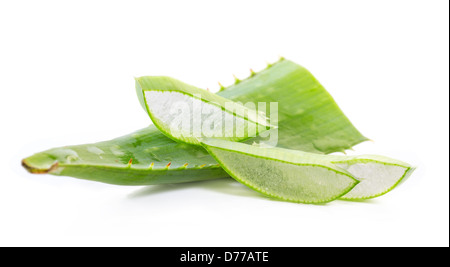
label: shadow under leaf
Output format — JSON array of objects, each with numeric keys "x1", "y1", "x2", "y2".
[{"x1": 127, "y1": 178, "x2": 266, "y2": 200}]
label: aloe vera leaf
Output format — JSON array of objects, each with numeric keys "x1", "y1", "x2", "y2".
[
  {"x1": 200, "y1": 138, "x2": 359, "y2": 203},
  {"x1": 201, "y1": 138, "x2": 414, "y2": 200},
  {"x1": 135, "y1": 76, "x2": 271, "y2": 145},
  {"x1": 329, "y1": 155, "x2": 415, "y2": 199},
  {"x1": 219, "y1": 59, "x2": 368, "y2": 153},
  {"x1": 22, "y1": 59, "x2": 368, "y2": 185},
  {"x1": 22, "y1": 126, "x2": 228, "y2": 185}
]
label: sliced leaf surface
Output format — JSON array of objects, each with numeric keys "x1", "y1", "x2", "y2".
[
  {"x1": 200, "y1": 138, "x2": 414, "y2": 200},
  {"x1": 329, "y1": 155, "x2": 415, "y2": 199},
  {"x1": 135, "y1": 76, "x2": 271, "y2": 145},
  {"x1": 201, "y1": 138, "x2": 359, "y2": 203}
]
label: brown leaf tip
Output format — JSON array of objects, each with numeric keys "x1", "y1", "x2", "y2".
[{"x1": 21, "y1": 159, "x2": 59, "y2": 174}]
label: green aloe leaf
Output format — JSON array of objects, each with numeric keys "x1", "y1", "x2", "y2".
[
  {"x1": 22, "y1": 59, "x2": 369, "y2": 185},
  {"x1": 22, "y1": 126, "x2": 228, "y2": 185},
  {"x1": 330, "y1": 155, "x2": 415, "y2": 199},
  {"x1": 135, "y1": 76, "x2": 272, "y2": 145},
  {"x1": 201, "y1": 139, "x2": 415, "y2": 201},
  {"x1": 201, "y1": 138, "x2": 359, "y2": 203}
]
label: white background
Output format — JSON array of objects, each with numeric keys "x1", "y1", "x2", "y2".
[{"x1": 1, "y1": 0, "x2": 448, "y2": 247}]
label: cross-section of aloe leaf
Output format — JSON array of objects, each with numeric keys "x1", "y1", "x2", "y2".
[
  {"x1": 200, "y1": 138, "x2": 359, "y2": 203},
  {"x1": 201, "y1": 139, "x2": 414, "y2": 200},
  {"x1": 22, "y1": 59, "x2": 369, "y2": 185},
  {"x1": 329, "y1": 155, "x2": 415, "y2": 199},
  {"x1": 135, "y1": 76, "x2": 272, "y2": 145}
]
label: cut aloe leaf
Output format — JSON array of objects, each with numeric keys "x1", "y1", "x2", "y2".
[
  {"x1": 201, "y1": 138, "x2": 414, "y2": 201},
  {"x1": 22, "y1": 58, "x2": 369, "y2": 185},
  {"x1": 330, "y1": 155, "x2": 415, "y2": 200},
  {"x1": 200, "y1": 138, "x2": 359, "y2": 204},
  {"x1": 135, "y1": 76, "x2": 272, "y2": 145}
]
